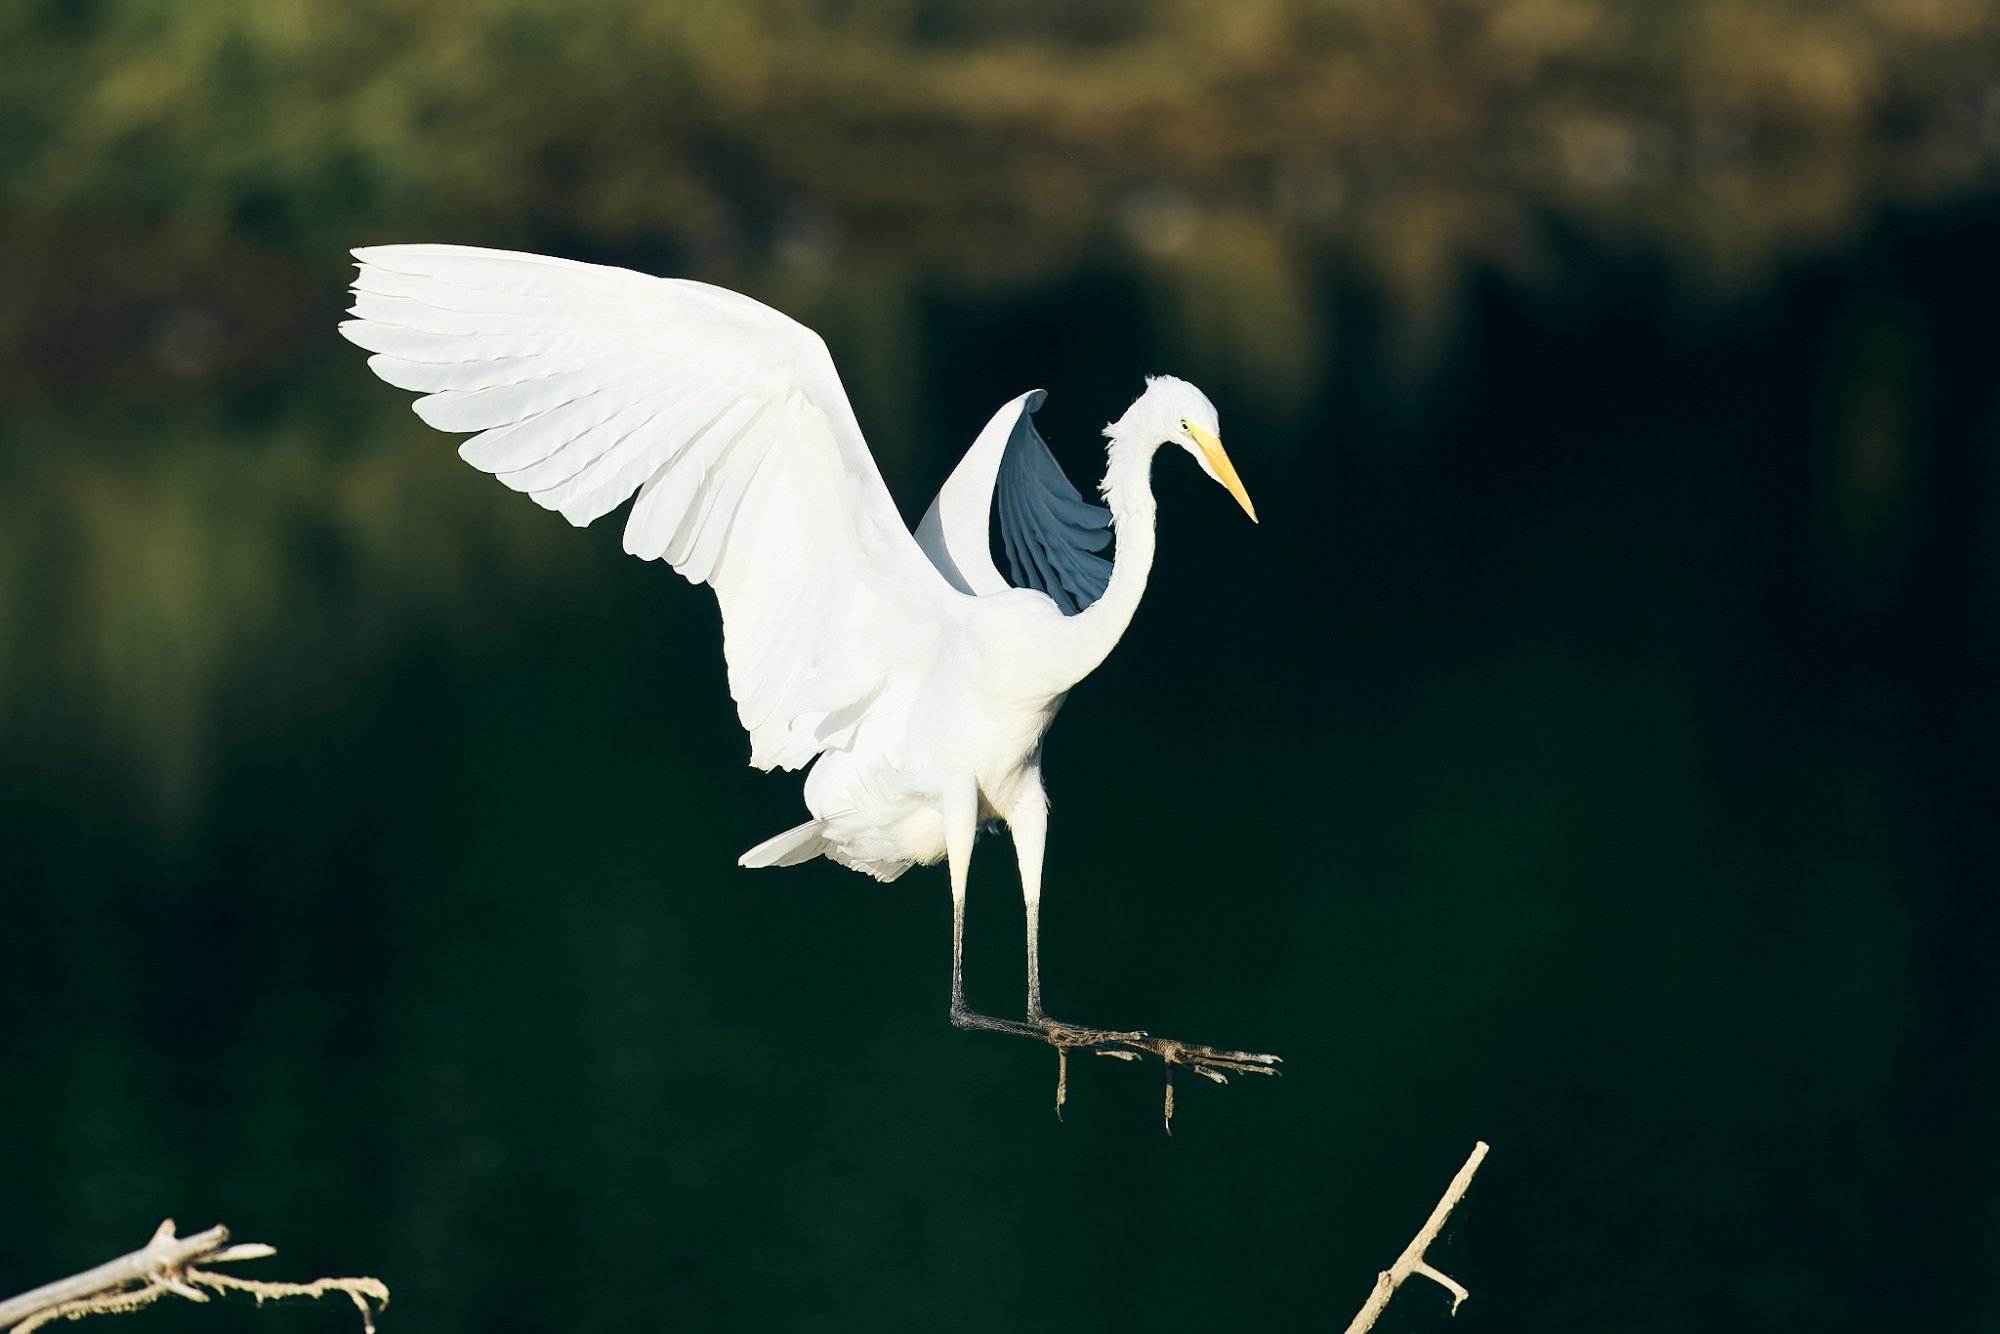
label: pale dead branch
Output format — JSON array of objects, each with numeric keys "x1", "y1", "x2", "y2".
[
  {"x1": 1344, "y1": 1141, "x2": 1490, "y2": 1334},
  {"x1": 0, "y1": 1220, "x2": 387, "y2": 1334}
]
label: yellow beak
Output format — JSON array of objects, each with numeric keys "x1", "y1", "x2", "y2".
[{"x1": 1187, "y1": 425, "x2": 1258, "y2": 523}]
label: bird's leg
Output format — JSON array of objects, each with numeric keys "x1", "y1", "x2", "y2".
[
  {"x1": 945, "y1": 775, "x2": 1283, "y2": 1128},
  {"x1": 944, "y1": 773, "x2": 1040, "y2": 1040},
  {"x1": 948, "y1": 778, "x2": 971, "y2": 1016},
  {"x1": 1003, "y1": 783, "x2": 1141, "y2": 1047},
  {"x1": 1011, "y1": 781, "x2": 1049, "y2": 1022}
]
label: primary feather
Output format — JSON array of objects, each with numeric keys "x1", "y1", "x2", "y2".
[
  {"x1": 341, "y1": 244, "x2": 952, "y2": 773},
  {"x1": 914, "y1": 389, "x2": 1111, "y2": 613}
]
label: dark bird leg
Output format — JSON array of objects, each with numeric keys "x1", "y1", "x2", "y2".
[
  {"x1": 944, "y1": 776, "x2": 1044, "y2": 1038},
  {"x1": 941, "y1": 775, "x2": 1281, "y2": 1129}
]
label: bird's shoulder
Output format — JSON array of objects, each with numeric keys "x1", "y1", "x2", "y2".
[{"x1": 954, "y1": 585, "x2": 1075, "y2": 671}]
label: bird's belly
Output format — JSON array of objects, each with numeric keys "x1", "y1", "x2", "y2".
[
  {"x1": 913, "y1": 677, "x2": 1061, "y2": 785},
  {"x1": 800, "y1": 686, "x2": 1063, "y2": 878},
  {"x1": 805, "y1": 755, "x2": 950, "y2": 874}
]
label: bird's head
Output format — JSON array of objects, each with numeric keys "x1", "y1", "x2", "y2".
[{"x1": 1114, "y1": 375, "x2": 1257, "y2": 523}]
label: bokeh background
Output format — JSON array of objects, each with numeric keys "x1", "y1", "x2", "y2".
[{"x1": 3, "y1": 2, "x2": 1997, "y2": 1331}]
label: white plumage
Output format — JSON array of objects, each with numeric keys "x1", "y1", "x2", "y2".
[{"x1": 342, "y1": 244, "x2": 1265, "y2": 1071}]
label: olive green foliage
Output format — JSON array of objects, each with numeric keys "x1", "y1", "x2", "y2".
[
  {"x1": 3, "y1": 0, "x2": 1996, "y2": 409},
  {"x1": 0, "y1": 383, "x2": 592, "y2": 822},
  {"x1": 4, "y1": 0, "x2": 1997, "y2": 281}
]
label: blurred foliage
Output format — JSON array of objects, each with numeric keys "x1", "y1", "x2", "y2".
[
  {"x1": 1, "y1": 0, "x2": 1996, "y2": 816},
  {"x1": 2, "y1": 0, "x2": 1999, "y2": 391},
  {"x1": 0, "y1": 378, "x2": 599, "y2": 823}
]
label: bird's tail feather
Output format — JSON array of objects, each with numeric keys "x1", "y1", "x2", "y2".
[{"x1": 739, "y1": 819, "x2": 831, "y2": 869}]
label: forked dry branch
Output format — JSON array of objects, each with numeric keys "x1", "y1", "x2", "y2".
[
  {"x1": 0, "y1": 1220, "x2": 387, "y2": 1334},
  {"x1": 1344, "y1": 1141, "x2": 1490, "y2": 1334}
]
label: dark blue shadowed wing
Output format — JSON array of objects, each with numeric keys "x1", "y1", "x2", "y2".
[
  {"x1": 914, "y1": 388, "x2": 1112, "y2": 615},
  {"x1": 992, "y1": 393, "x2": 1112, "y2": 614}
]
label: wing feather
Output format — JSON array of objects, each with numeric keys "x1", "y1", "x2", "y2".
[
  {"x1": 342, "y1": 243, "x2": 955, "y2": 771},
  {"x1": 458, "y1": 384, "x2": 629, "y2": 473},
  {"x1": 490, "y1": 394, "x2": 674, "y2": 497},
  {"x1": 915, "y1": 388, "x2": 1113, "y2": 615}
]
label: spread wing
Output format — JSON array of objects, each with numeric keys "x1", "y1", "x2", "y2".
[
  {"x1": 340, "y1": 243, "x2": 955, "y2": 771},
  {"x1": 914, "y1": 389, "x2": 1112, "y2": 615}
]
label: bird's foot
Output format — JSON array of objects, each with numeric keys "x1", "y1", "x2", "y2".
[
  {"x1": 1109, "y1": 1030, "x2": 1283, "y2": 1134},
  {"x1": 951, "y1": 1005, "x2": 1280, "y2": 1131}
]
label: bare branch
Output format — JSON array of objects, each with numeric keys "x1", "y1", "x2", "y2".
[
  {"x1": 1, "y1": 1222, "x2": 224, "y2": 1330},
  {"x1": 1344, "y1": 1141, "x2": 1490, "y2": 1334},
  {"x1": 0, "y1": 1221, "x2": 387, "y2": 1334}
]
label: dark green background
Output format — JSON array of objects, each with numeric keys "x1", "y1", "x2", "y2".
[{"x1": 2, "y1": 4, "x2": 1996, "y2": 1332}]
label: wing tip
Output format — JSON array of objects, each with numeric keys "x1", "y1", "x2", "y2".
[{"x1": 349, "y1": 242, "x2": 483, "y2": 275}]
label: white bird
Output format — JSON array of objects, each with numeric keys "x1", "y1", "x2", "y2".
[{"x1": 341, "y1": 244, "x2": 1279, "y2": 1112}]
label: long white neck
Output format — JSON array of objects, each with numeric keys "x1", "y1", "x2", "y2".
[{"x1": 1045, "y1": 430, "x2": 1162, "y2": 691}]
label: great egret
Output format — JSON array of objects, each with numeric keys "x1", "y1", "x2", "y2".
[{"x1": 341, "y1": 245, "x2": 1279, "y2": 1118}]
